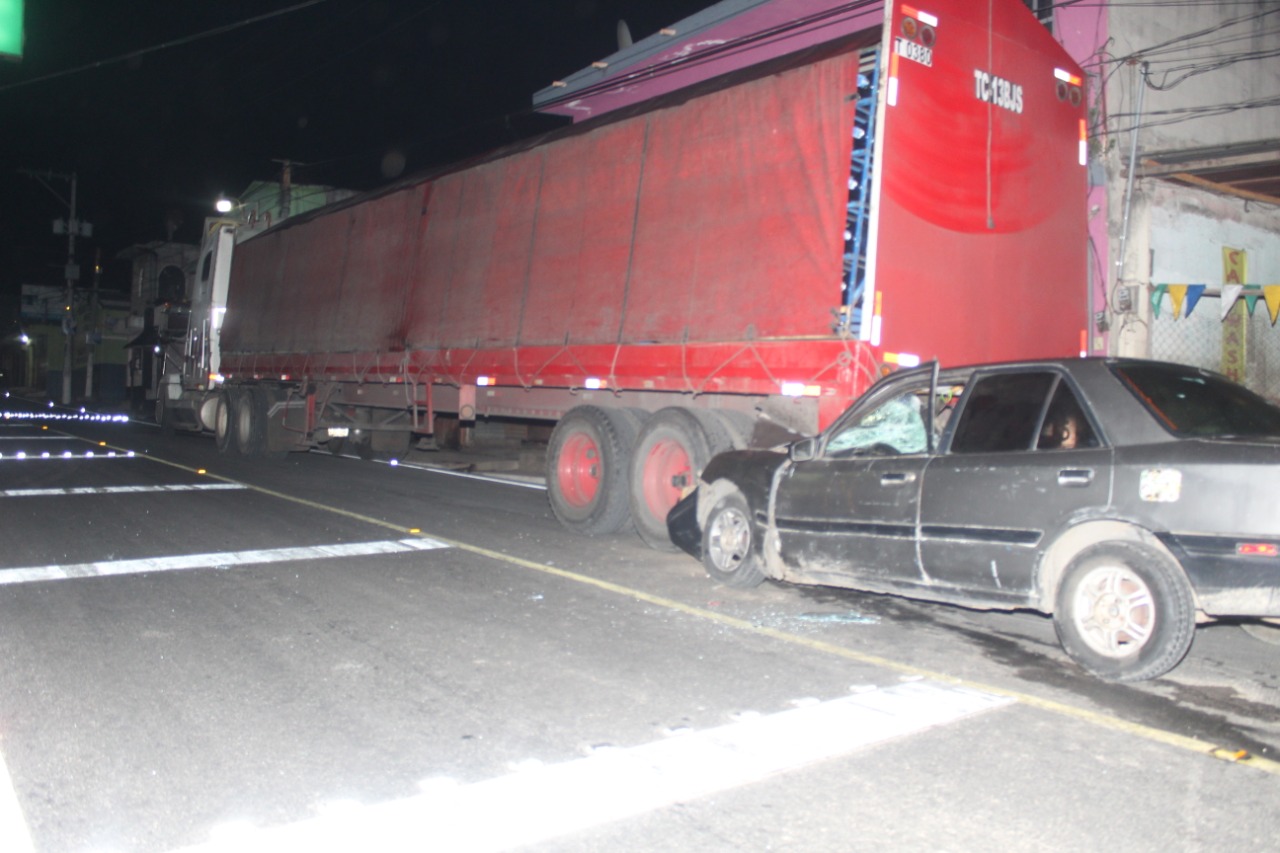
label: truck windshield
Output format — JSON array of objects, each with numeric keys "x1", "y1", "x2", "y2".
[{"x1": 1112, "y1": 362, "x2": 1280, "y2": 438}]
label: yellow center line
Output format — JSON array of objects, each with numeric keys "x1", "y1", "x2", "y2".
[{"x1": 90, "y1": 436, "x2": 1280, "y2": 778}]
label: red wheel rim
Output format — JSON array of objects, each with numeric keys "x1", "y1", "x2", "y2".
[
  {"x1": 641, "y1": 438, "x2": 691, "y2": 521},
  {"x1": 557, "y1": 431, "x2": 601, "y2": 508}
]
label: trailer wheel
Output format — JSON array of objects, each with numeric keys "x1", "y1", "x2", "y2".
[
  {"x1": 547, "y1": 406, "x2": 641, "y2": 535},
  {"x1": 1053, "y1": 541, "x2": 1196, "y2": 682},
  {"x1": 214, "y1": 392, "x2": 234, "y2": 454},
  {"x1": 234, "y1": 386, "x2": 267, "y2": 457},
  {"x1": 629, "y1": 408, "x2": 725, "y2": 551}
]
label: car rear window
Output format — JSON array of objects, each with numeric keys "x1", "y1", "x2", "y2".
[{"x1": 1112, "y1": 362, "x2": 1280, "y2": 438}]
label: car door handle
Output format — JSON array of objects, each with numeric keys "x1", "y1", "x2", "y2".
[
  {"x1": 1057, "y1": 468, "x2": 1094, "y2": 487},
  {"x1": 880, "y1": 471, "x2": 917, "y2": 486}
]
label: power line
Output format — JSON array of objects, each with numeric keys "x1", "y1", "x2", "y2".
[
  {"x1": 1111, "y1": 4, "x2": 1280, "y2": 63},
  {"x1": 1104, "y1": 92, "x2": 1280, "y2": 135}
]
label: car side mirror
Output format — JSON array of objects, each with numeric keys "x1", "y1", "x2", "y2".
[{"x1": 789, "y1": 437, "x2": 817, "y2": 462}]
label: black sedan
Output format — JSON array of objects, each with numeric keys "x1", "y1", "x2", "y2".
[{"x1": 669, "y1": 358, "x2": 1280, "y2": 681}]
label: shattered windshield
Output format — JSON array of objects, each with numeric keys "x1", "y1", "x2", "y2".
[
  {"x1": 1112, "y1": 362, "x2": 1280, "y2": 438},
  {"x1": 825, "y1": 390, "x2": 928, "y2": 456}
]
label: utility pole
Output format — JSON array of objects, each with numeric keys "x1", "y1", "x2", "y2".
[
  {"x1": 19, "y1": 168, "x2": 92, "y2": 405},
  {"x1": 63, "y1": 174, "x2": 79, "y2": 406},
  {"x1": 84, "y1": 247, "x2": 102, "y2": 399},
  {"x1": 272, "y1": 158, "x2": 294, "y2": 219}
]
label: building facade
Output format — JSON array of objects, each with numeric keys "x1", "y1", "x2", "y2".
[{"x1": 1056, "y1": 1, "x2": 1280, "y2": 398}]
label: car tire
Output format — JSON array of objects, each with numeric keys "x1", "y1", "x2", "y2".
[
  {"x1": 547, "y1": 406, "x2": 643, "y2": 535},
  {"x1": 702, "y1": 491, "x2": 765, "y2": 588},
  {"x1": 1053, "y1": 541, "x2": 1196, "y2": 682}
]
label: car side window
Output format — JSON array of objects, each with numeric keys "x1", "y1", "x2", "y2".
[
  {"x1": 950, "y1": 372, "x2": 1056, "y2": 453},
  {"x1": 826, "y1": 389, "x2": 929, "y2": 457},
  {"x1": 1037, "y1": 382, "x2": 1099, "y2": 450}
]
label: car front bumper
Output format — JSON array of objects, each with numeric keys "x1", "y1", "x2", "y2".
[{"x1": 667, "y1": 490, "x2": 702, "y2": 560}]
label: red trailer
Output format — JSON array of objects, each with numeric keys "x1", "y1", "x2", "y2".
[{"x1": 202, "y1": 0, "x2": 1089, "y2": 548}]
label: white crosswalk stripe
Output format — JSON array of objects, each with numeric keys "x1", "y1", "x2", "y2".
[
  {"x1": 0, "y1": 538, "x2": 450, "y2": 586},
  {"x1": 2, "y1": 483, "x2": 246, "y2": 497}
]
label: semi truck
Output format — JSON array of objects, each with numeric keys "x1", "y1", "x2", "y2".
[{"x1": 159, "y1": 0, "x2": 1089, "y2": 549}]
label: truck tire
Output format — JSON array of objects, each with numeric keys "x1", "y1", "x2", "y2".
[
  {"x1": 233, "y1": 386, "x2": 266, "y2": 457},
  {"x1": 547, "y1": 406, "x2": 642, "y2": 535},
  {"x1": 629, "y1": 408, "x2": 725, "y2": 551},
  {"x1": 1053, "y1": 541, "x2": 1196, "y2": 682},
  {"x1": 214, "y1": 392, "x2": 234, "y2": 454}
]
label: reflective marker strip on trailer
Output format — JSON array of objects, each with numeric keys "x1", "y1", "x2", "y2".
[
  {"x1": 1, "y1": 484, "x2": 248, "y2": 498},
  {"x1": 177, "y1": 681, "x2": 1011, "y2": 853},
  {"x1": 0, "y1": 539, "x2": 450, "y2": 586}
]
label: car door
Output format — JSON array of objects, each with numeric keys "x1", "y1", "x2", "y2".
[
  {"x1": 772, "y1": 376, "x2": 934, "y2": 584},
  {"x1": 917, "y1": 370, "x2": 1112, "y2": 600}
]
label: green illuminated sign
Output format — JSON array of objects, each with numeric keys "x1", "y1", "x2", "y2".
[{"x1": 0, "y1": 0, "x2": 23, "y2": 61}]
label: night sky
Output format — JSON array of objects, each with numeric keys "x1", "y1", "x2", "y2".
[{"x1": 0, "y1": 0, "x2": 710, "y2": 305}]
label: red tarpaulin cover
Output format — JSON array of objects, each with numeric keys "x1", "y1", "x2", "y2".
[{"x1": 222, "y1": 52, "x2": 855, "y2": 361}]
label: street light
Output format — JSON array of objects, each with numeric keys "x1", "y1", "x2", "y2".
[{"x1": 214, "y1": 196, "x2": 236, "y2": 214}]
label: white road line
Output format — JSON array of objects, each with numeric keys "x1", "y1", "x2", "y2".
[
  {"x1": 0, "y1": 750, "x2": 34, "y2": 853},
  {"x1": 0, "y1": 538, "x2": 450, "y2": 586},
  {"x1": 174, "y1": 681, "x2": 1011, "y2": 853},
  {"x1": 2, "y1": 484, "x2": 247, "y2": 498},
  {"x1": 312, "y1": 450, "x2": 547, "y2": 490},
  {"x1": 398, "y1": 461, "x2": 546, "y2": 490}
]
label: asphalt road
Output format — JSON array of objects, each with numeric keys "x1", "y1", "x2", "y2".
[{"x1": 0, "y1": 396, "x2": 1277, "y2": 852}]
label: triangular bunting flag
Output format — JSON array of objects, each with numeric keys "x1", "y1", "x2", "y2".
[
  {"x1": 1264, "y1": 286, "x2": 1280, "y2": 326},
  {"x1": 1166, "y1": 284, "x2": 1188, "y2": 319},
  {"x1": 1221, "y1": 285, "x2": 1243, "y2": 319},
  {"x1": 1151, "y1": 284, "x2": 1167, "y2": 319},
  {"x1": 1244, "y1": 291, "x2": 1262, "y2": 316},
  {"x1": 1183, "y1": 284, "x2": 1206, "y2": 317}
]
